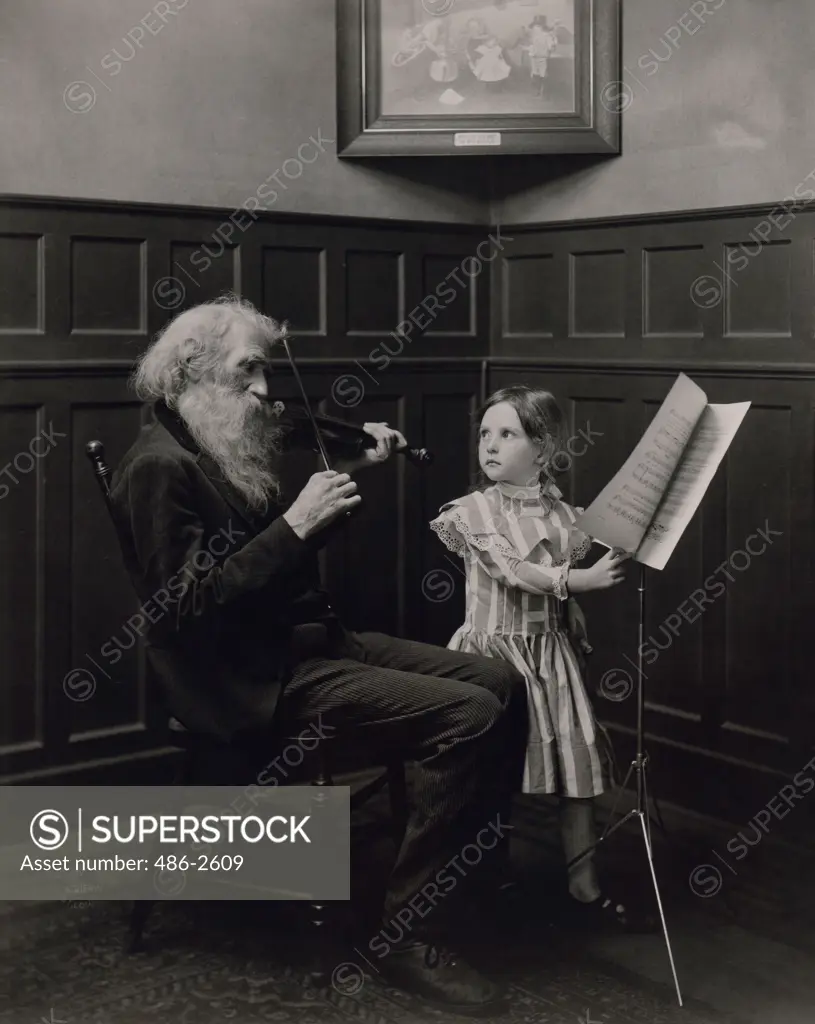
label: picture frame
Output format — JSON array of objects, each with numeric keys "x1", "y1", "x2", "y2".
[{"x1": 337, "y1": 0, "x2": 621, "y2": 157}]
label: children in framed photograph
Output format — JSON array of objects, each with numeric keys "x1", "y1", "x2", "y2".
[
  {"x1": 526, "y1": 14, "x2": 560, "y2": 97},
  {"x1": 337, "y1": 0, "x2": 621, "y2": 156}
]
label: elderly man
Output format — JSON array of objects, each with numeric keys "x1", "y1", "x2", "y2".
[{"x1": 110, "y1": 296, "x2": 526, "y2": 1011}]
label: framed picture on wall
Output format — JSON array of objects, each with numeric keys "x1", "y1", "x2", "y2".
[{"x1": 337, "y1": 0, "x2": 621, "y2": 157}]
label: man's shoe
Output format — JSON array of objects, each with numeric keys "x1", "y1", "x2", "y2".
[{"x1": 376, "y1": 940, "x2": 505, "y2": 1015}]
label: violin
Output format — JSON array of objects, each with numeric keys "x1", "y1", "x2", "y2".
[
  {"x1": 276, "y1": 336, "x2": 433, "y2": 473},
  {"x1": 270, "y1": 399, "x2": 433, "y2": 468}
]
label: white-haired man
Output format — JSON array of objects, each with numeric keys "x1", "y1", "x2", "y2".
[{"x1": 110, "y1": 297, "x2": 527, "y2": 1012}]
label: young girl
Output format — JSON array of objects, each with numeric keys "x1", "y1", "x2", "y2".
[
  {"x1": 430, "y1": 385, "x2": 633, "y2": 928},
  {"x1": 470, "y1": 36, "x2": 512, "y2": 90}
]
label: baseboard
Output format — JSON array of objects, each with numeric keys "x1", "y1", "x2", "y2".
[{"x1": 2, "y1": 747, "x2": 181, "y2": 786}]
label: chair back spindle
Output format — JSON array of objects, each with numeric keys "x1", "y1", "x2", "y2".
[{"x1": 85, "y1": 439, "x2": 113, "y2": 505}]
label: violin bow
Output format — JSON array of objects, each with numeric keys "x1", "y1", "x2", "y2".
[{"x1": 280, "y1": 336, "x2": 334, "y2": 473}]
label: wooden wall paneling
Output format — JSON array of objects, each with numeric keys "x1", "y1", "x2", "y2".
[
  {"x1": 0, "y1": 196, "x2": 811, "y2": 826},
  {"x1": 259, "y1": 366, "x2": 394, "y2": 642},
  {"x1": 0, "y1": 391, "x2": 47, "y2": 776},
  {"x1": 708, "y1": 377, "x2": 808, "y2": 752},
  {"x1": 683, "y1": 376, "x2": 812, "y2": 828},
  {"x1": 166, "y1": 240, "x2": 240, "y2": 313},
  {"x1": 499, "y1": 231, "x2": 565, "y2": 343},
  {"x1": 569, "y1": 248, "x2": 626, "y2": 339},
  {"x1": 421, "y1": 253, "x2": 472, "y2": 337},
  {"x1": 261, "y1": 242, "x2": 327, "y2": 336},
  {"x1": 155, "y1": 205, "x2": 253, "y2": 323},
  {"x1": 0, "y1": 376, "x2": 77, "y2": 780},
  {"x1": 487, "y1": 365, "x2": 812, "y2": 823},
  {"x1": 341, "y1": 227, "x2": 487, "y2": 363},
  {"x1": 325, "y1": 224, "x2": 350, "y2": 354},
  {"x1": 723, "y1": 240, "x2": 792, "y2": 339},
  {"x1": 492, "y1": 207, "x2": 815, "y2": 369},
  {"x1": 262, "y1": 362, "x2": 483, "y2": 649},
  {"x1": 0, "y1": 373, "x2": 176, "y2": 783},
  {"x1": 238, "y1": 218, "x2": 334, "y2": 347},
  {"x1": 419, "y1": 227, "x2": 494, "y2": 345},
  {"x1": 321, "y1": 380, "x2": 406, "y2": 639},
  {"x1": 489, "y1": 204, "x2": 815, "y2": 821},
  {"x1": 710, "y1": 216, "x2": 810, "y2": 354},
  {"x1": 254, "y1": 221, "x2": 490, "y2": 362},
  {"x1": 301, "y1": 363, "x2": 482, "y2": 644},
  {"x1": 68, "y1": 383, "x2": 155, "y2": 760},
  {"x1": 0, "y1": 199, "x2": 475, "y2": 782},
  {"x1": 636, "y1": 218, "x2": 715, "y2": 365},
  {"x1": 343, "y1": 227, "x2": 405, "y2": 344},
  {"x1": 70, "y1": 237, "x2": 146, "y2": 335},
  {"x1": 642, "y1": 241, "x2": 705, "y2": 340},
  {"x1": 413, "y1": 367, "x2": 485, "y2": 648},
  {"x1": 0, "y1": 207, "x2": 52, "y2": 366},
  {"x1": 0, "y1": 200, "x2": 487, "y2": 364},
  {"x1": 0, "y1": 231, "x2": 43, "y2": 334},
  {"x1": 73, "y1": 208, "x2": 159, "y2": 357},
  {"x1": 424, "y1": 230, "x2": 490, "y2": 356},
  {"x1": 346, "y1": 249, "x2": 405, "y2": 337},
  {"x1": 37, "y1": 387, "x2": 73, "y2": 776},
  {"x1": 504, "y1": 253, "x2": 557, "y2": 338}
]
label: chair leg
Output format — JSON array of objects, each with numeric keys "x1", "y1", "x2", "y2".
[
  {"x1": 127, "y1": 900, "x2": 156, "y2": 953},
  {"x1": 172, "y1": 747, "x2": 195, "y2": 785},
  {"x1": 387, "y1": 761, "x2": 409, "y2": 843},
  {"x1": 125, "y1": 746, "x2": 190, "y2": 952},
  {"x1": 307, "y1": 761, "x2": 334, "y2": 981}
]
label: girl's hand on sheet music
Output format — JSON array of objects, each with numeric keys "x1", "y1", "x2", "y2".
[{"x1": 568, "y1": 549, "x2": 630, "y2": 593}]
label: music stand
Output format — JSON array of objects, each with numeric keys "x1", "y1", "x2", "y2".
[
  {"x1": 564, "y1": 374, "x2": 751, "y2": 1010},
  {"x1": 567, "y1": 560, "x2": 683, "y2": 1008}
]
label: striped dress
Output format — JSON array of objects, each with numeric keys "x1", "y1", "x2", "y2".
[{"x1": 430, "y1": 480, "x2": 610, "y2": 798}]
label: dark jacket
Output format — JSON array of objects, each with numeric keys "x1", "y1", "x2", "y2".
[{"x1": 109, "y1": 401, "x2": 342, "y2": 741}]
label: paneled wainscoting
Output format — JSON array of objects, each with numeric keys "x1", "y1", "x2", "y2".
[
  {"x1": 0, "y1": 361, "x2": 481, "y2": 787},
  {"x1": 0, "y1": 196, "x2": 811, "y2": 837},
  {"x1": 490, "y1": 202, "x2": 815, "y2": 830}
]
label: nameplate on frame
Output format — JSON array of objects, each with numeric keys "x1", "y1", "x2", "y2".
[{"x1": 453, "y1": 132, "x2": 501, "y2": 147}]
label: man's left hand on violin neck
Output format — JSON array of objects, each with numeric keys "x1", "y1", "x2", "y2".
[{"x1": 334, "y1": 422, "x2": 408, "y2": 475}]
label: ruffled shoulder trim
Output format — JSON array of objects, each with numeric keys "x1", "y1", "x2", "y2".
[
  {"x1": 429, "y1": 491, "x2": 518, "y2": 560},
  {"x1": 430, "y1": 490, "x2": 594, "y2": 566}
]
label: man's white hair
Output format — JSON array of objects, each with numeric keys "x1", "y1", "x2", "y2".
[{"x1": 132, "y1": 295, "x2": 285, "y2": 405}]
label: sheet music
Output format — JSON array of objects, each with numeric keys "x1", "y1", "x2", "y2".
[
  {"x1": 575, "y1": 374, "x2": 708, "y2": 552},
  {"x1": 636, "y1": 402, "x2": 750, "y2": 569}
]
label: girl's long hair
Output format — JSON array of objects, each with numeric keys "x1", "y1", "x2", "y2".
[{"x1": 471, "y1": 385, "x2": 568, "y2": 492}]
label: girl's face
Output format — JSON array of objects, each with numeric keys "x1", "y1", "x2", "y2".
[{"x1": 479, "y1": 401, "x2": 544, "y2": 486}]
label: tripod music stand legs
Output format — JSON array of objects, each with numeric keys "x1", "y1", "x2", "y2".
[{"x1": 566, "y1": 564, "x2": 684, "y2": 1008}]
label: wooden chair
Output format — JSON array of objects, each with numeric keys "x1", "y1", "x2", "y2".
[{"x1": 85, "y1": 440, "x2": 409, "y2": 956}]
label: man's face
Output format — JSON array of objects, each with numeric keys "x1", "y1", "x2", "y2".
[
  {"x1": 219, "y1": 319, "x2": 274, "y2": 409},
  {"x1": 176, "y1": 315, "x2": 282, "y2": 508}
]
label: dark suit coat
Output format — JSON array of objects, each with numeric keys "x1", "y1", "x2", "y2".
[{"x1": 109, "y1": 401, "x2": 341, "y2": 741}]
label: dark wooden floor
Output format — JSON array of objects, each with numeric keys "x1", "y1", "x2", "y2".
[
  {"x1": 515, "y1": 789, "x2": 815, "y2": 1024},
  {"x1": 3, "y1": 774, "x2": 815, "y2": 1024}
]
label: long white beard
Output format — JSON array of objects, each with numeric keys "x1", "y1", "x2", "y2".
[{"x1": 177, "y1": 382, "x2": 283, "y2": 511}]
